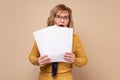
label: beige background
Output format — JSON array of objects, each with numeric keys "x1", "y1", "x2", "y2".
[{"x1": 0, "y1": 0, "x2": 120, "y2": 80}]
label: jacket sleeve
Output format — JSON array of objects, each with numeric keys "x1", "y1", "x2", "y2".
[
  {"x1": 73, "y1": 34, "x2": 88, "y2": 67},
  {"x1": 28, "y1": 42, "x2": 40, "y2": 65}
]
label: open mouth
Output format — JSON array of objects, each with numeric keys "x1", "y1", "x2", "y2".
[{"x1": 59, "y1": 25, "x2": 64, "y2": 27}]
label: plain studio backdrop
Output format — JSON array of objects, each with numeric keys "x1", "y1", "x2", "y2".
[{"x1": 0, "y1": 0, "x2": 120, "y2": 80}]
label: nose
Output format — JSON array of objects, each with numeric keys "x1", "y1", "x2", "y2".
[{"x1": 60, "y1": 18, "x2": 64, "y2": 23}]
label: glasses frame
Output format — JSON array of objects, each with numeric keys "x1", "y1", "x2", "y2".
[{"x1": 55, "y1": 15, "x2": 69, "y2": 20}]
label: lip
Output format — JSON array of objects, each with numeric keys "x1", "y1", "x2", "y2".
[{"x1": 59, "y1": 25, "x2": 64, "y2": 27}]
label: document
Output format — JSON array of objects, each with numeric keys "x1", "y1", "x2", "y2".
[{"x1": 33, "y1": 25, "x2": 73, "y2": 62}]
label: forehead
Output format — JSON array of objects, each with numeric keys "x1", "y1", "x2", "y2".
[{"x1": 56, "y1": 10, "x2": 69, "y2": 16}]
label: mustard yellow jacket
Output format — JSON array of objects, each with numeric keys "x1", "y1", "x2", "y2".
[{"x1": 29, "y1": 34, "x2": 88, "y2": 80}]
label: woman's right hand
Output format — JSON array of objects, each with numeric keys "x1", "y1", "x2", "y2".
[{"x1": 37, "y1": 55, "x2": 51, "y2": 67}]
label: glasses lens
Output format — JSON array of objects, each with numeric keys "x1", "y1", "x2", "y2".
[{"x1": 55, "y1": 15, "x2": 69, "y2": 20}]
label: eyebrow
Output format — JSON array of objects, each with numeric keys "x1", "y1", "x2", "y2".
[{"x1": 56, "y1": 14, "x2": 69, "y2": 16}]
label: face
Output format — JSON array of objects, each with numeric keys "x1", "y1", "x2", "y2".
[{"x1": 54, "y1": 11, "x2": 69, "y2": 27}]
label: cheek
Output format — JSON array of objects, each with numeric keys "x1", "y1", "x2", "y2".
[
  {"x1": 53, "y1": 19, "x2": 55, "y2": 24},
  {"x1": 54, "y1": 18, "x2": 58, "y2": 24},
  {"x1": 65, "y1": 20, "x2": 69, "y2": 26}
]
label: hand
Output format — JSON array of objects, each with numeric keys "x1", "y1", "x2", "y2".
[
  {"x1": 64, "y1": 52, "x2": 75, "y2": 63},
  {"x1": 37, "y1": 55, "x2": 51, "y2": 67}
]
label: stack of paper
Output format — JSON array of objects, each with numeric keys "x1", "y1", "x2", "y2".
[{"x1": 33, "y1": 25, "x2": 73, "y2": 62}]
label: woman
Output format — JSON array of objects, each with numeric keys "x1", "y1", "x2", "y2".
[{"x1": 29, "y1": 4, "x2": 88, "y2": 80}]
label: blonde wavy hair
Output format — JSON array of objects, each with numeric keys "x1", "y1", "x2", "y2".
[{"x1": 47, "y1": 4, "x2": 74, "y2": 28}]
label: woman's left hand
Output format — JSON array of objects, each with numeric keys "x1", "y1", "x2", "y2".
[{"x1": 64, "y1": 52, "x2": 75, "y2": 63}]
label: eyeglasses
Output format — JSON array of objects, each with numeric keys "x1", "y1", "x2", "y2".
[{"x1": 55, "y1": 15, "x2": 69, "y2": 20}]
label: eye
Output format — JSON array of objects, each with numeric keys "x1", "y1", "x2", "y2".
[
  {"x1": 64, "y1": 16, "x2": 69, "y2": 19},
  {"x1": 56, "y1": 15, "x2": 61, "y2": 18}
]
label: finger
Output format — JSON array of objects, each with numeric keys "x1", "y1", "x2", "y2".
[
  {"x1": 64, "y1": 55, "x2": 75, "y2": 63},
  {"x1": 64, "y1": 56, "x2": 72, "y2": 60},
  {"x1": 38, "y1": 57, "x2": 51, "y2": 66},
  {"x1": 64, "y1": 53, "x2": 74, "y2": 58},
  {"x1": 41, "y1": 56, "x2": 50, "y2": 62},
  {"x1": 40, "y1": 63, "x2": 45, "y2": 67},
  {"x1": 40, "y1": 55, "x2": 48, "y2": 60},
  {"x1": 42, "y1": 59, "x2": 51, "y2": 65},
  {"x1": 37, "y1": 55, "x2": 48, "y2": 62},
  {"x1": 38, "y1": 55, "x2": 49, "y2": 63},
  {"x1": 41, "y1": 57, "x2": 51, "y2": 64},
  {"x1": 39, "y1": 59, "x2": 51, "y2": 67},
  {"x1": 65, "y1": 52, "x2": 74, "y2": 56},
  {"x1": 64, "y1": 57, "x2": 74, "y2": 63}
]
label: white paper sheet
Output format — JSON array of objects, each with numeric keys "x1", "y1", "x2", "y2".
[{"x1": 33, "y1": 25, "x2": 73, "y2": 62}]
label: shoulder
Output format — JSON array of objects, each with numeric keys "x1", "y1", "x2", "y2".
[
  {"x1": 73, "y1": 34, "x2": 80, "y2": 40},
  {"x1": 73, "y1": 33, "x2": 82, "y2": 44}
]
